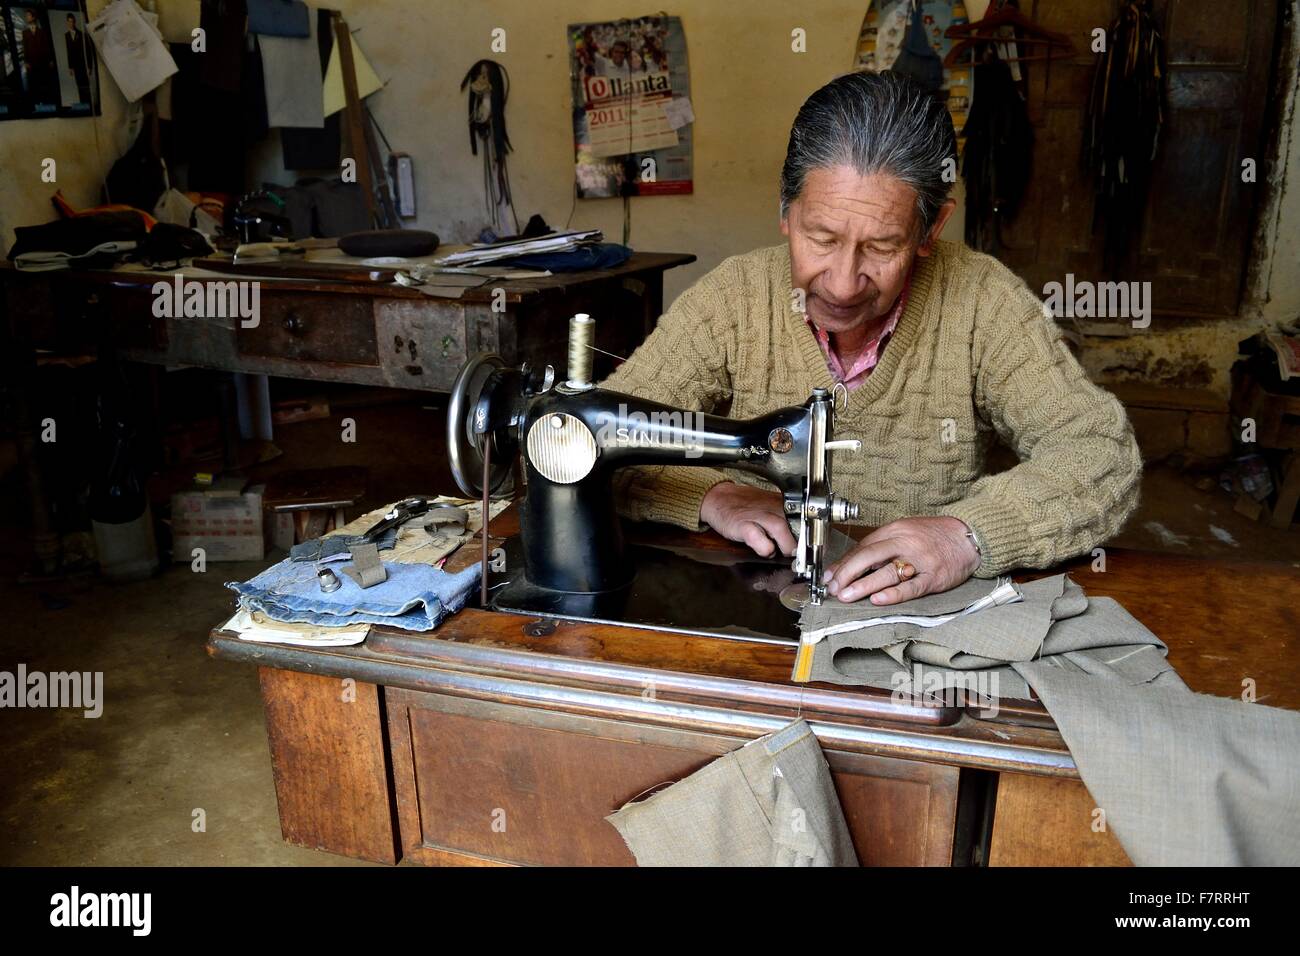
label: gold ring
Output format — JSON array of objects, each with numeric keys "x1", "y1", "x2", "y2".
[{"x1": 892, "y1": 560, "x2": 917, "y2": 582}]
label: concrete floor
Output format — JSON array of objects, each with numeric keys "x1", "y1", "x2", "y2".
[
  {"x1": 0, "y1": 395, "x2": 454, "y2": 867},
  {"x1": 3, "y1": 394, "x2": 1298, "y2": 866}
]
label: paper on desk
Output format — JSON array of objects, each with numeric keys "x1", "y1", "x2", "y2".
[
  {"x1": 435, "y1": 229, "x2": 603, "y2": 268},
  {"x1": 89, "y1": 0, "x2": 178, "y2": 103},
  {"x1": 323, "y1": 31, "x2": 383, "y2": 116},
  {"x1": 225, "y1": 607, "x2": 370, "y2": 646}
]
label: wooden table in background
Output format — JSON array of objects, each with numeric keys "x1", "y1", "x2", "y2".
[
  {"x1": 1, "y1": 252, "x2": 694, "y2": 390},
  {"x1": 207, "y1": 509, "x2": 1300, "y2": 867},
  {"x1": 1, "y1": 252, "x2": 695, "y2": 573}
]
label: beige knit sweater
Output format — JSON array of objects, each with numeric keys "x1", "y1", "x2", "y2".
[{"x1": 600, "y1": 241, "x2": 1142, "y2": 577}]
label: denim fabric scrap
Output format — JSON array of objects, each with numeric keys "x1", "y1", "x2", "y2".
[
  {"x1": 605, "y1": 719, "x2": 858, "y2": 867},
  {"x1": 227, "y1": 554, "x2": 479, "y2": 631}
]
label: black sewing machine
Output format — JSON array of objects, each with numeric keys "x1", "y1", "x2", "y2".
[{"x1": 445, "y1": 314, "x2": 862, "y2": 644}]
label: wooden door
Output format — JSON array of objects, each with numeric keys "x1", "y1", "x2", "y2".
[{"x1": 994, "y1": 0, "x2": 1279, "y2": 321}]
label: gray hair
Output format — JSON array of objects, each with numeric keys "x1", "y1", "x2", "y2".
[{"x1": 779, "y1": 71, "x2": 957, "y2": 238}]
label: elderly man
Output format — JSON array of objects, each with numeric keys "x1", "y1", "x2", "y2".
[{"x1": 601, "y1": 71, "x2": 1141, "y2": 606}]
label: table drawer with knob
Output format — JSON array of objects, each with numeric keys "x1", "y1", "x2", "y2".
[{"x1": 236, "y1": 294, "x2": 379, "y2": 367}]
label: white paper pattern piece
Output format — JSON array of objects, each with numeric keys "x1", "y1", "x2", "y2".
[
  {"x1": 323, "y1": 32, "x2": 384, "y2": 117},
  {"x1": 662, "y1": 96, "x2": 694, "y2": 130},
  {"x1": 88, "y1": 0, "x2": 178, "y2": 103}
]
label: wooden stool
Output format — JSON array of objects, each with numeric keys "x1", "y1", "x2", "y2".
[{"x1": 263, "y1": 467, "x2": 369, "y2": 550}]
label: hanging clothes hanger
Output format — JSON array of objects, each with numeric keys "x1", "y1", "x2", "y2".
[{"x1": 943, "y1": 2, "x2": 1075, "y2": 66}]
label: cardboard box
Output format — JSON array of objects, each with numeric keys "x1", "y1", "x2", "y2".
[{"x1": 171, "y1": 484, "x2": 265, "y2": 562}]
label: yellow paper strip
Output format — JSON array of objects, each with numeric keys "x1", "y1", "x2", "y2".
[
  {"x1": 323, "y1": 34, "x2": 384, "y2": 117},
  {"x1": 793, "y1": 641, "x2": 815, "y2": 684}
]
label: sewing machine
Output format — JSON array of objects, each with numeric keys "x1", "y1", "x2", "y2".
[{"x1": 446, "y1": 314, "x2": 862, "y2": 643}]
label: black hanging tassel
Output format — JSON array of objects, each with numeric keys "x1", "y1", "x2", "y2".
[
  {"x1": 1081, "y1": 0, "x2": 1166, "y2": 272},
  {"x1": 961, "y1": 51, "x2": 1033, "y2": 254},
  {"x1": 460, "y1": 59, "x2": 518, "y2": 232}
]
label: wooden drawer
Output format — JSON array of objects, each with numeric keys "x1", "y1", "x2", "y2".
[
  {"x1": 38, "y1": 280, "x2": 168, "y2": 353},
  {"x1": 387, "y1": 688, "x2": 960, "y2": 867},
  {"x1": 237, "y1": 293, "x2": 378, "y2": 366}
]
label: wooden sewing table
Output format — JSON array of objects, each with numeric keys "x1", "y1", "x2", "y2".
[{"x1": 207, "y1": 509, "x2": 1299, "y2": 866}]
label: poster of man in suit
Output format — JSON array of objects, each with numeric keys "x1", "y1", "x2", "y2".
[
  {"x1": 1, "y1": 1, "x2": 97, "y2": 118},
  {"x1": 0, "y1": 17, "x2": 20, "y2": 112},
  {"x1": 60, "y1": 8, "x2": 94, "y2": 106}
]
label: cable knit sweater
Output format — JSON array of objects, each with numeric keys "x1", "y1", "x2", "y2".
[{"x1": 600, "y1": 241, "x2": 1142, "y2": 577}]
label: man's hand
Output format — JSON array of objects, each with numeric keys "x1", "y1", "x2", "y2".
[
  {"x1": 700, "y1": 482, "x2": 797, "y2": 559},
  {"x1": 824, "y1": 516, "x2": 980, "y2": 606}
]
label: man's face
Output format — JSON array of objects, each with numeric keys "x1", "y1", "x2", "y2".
[
  {"x1": 611, "y1": 44, "x2": 627, "y2": 64},
  {"x1": 781, "y1": 165, "x2": 947, "y2": 335}
]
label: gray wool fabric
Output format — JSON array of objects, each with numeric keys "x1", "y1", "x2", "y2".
[
  {"x1": 1017, "y1": 657, "x2": 1300, "y2": 865},
  {"x1": 797, "y1": 575, "x2": 1300, "y2": 866},
  {"x1": 606, "y1": 719, "x2": 859, "y2": 867}
]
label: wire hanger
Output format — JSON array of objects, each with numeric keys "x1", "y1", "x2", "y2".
[{"x1": 943, "y1": 1, "x2": 1075, "y2": 67}]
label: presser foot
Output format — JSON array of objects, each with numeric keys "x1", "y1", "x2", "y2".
[
  {"x1": 778, "y1": 581, "x2": 815, "y2": 611},
  {"x1": 779, "y1": 575, "x2": 830, "y2": 610}
]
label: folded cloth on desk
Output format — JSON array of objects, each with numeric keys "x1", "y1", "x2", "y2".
[
  {"x1": 227, "y1": 557, "x2": 480, "y2": 631},
  {"x1": 8, "y1": 210, "x2": 147, "y2": 271},
  {"x1": 796, "y1": 574, "x2": 1168, "y2": 699},
  {"x1": 797, "y1": 574, "x2": 1300, "y2": 866},
  {"x1": 497, "y1": 243, "x2": 633, "y2": 272},
  {"x1": 606, "y1": 719, "x2": 858, "y2": 867}
]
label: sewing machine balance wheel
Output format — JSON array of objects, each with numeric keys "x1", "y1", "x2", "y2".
[{"x1": 447, "y1": 352, "x2": 517, "y2": 498}]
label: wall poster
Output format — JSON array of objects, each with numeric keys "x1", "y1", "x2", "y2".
[
  {"x1": 568, "y1": 14, "x2": 693, "y2": 198},
  {"x1": 1, "y1": 0, "x2": 98, "y2": 120}
]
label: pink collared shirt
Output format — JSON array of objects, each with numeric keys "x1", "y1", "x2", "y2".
[{"x1": 804, "y1": 270, "x2": 912, "y2": 390}]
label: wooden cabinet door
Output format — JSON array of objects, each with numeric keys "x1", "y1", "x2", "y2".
[
  {"x1": 995, "y1": 0, "x2": 1278, "y2": 321},
  {"x1": 386, "y1": 688, "x2": 962, "y2": 867}
]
